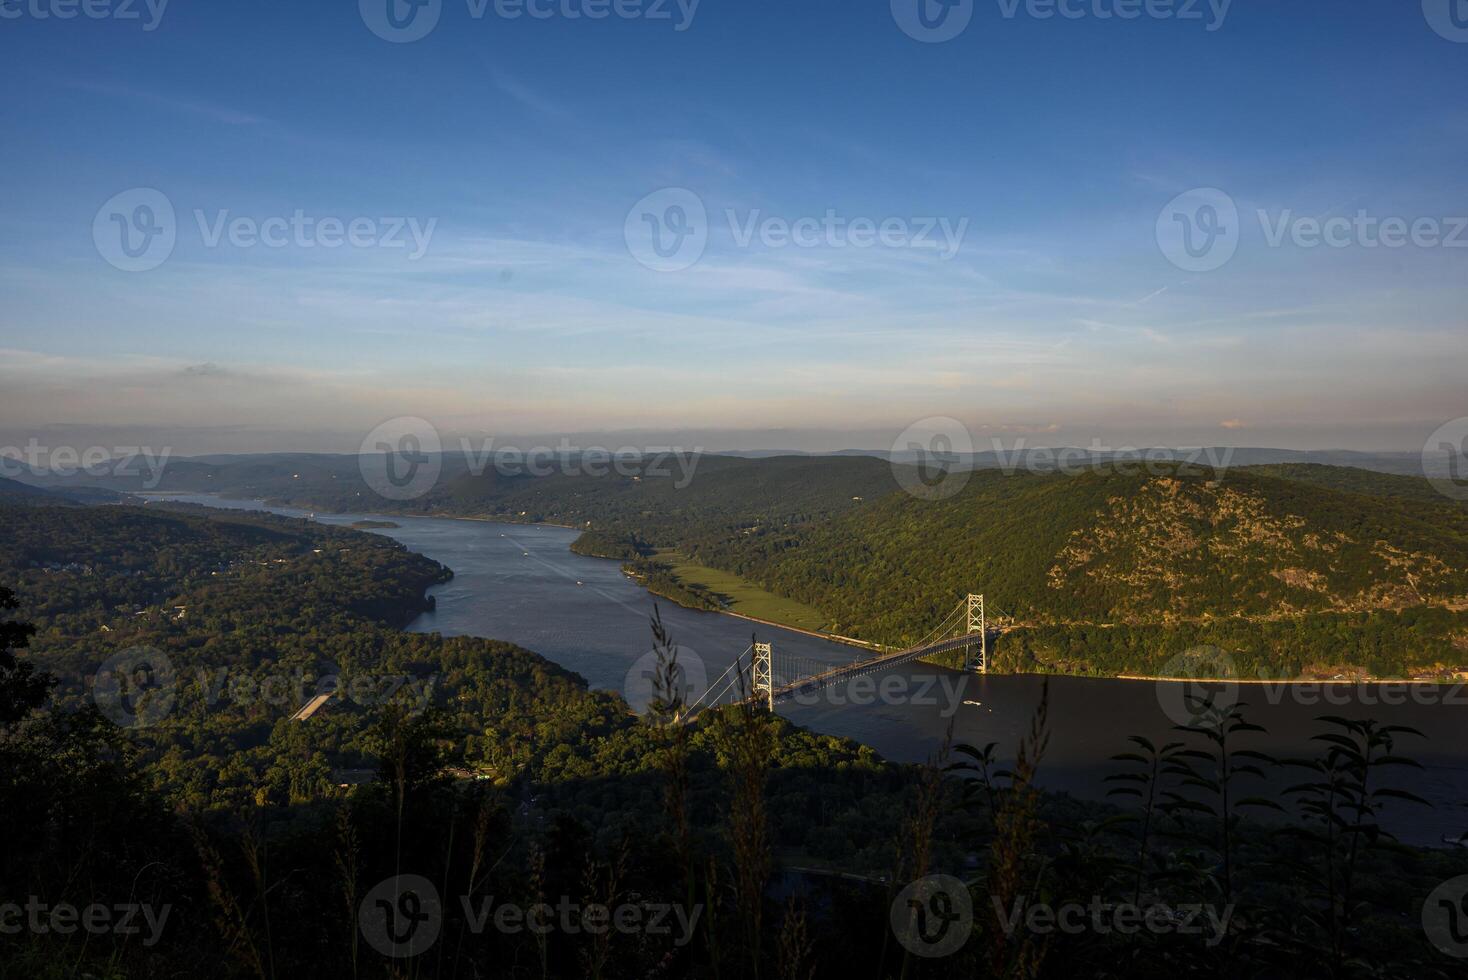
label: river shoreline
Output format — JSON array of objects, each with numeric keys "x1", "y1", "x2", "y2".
[
  {"x1": 142, "y1": 493, "x2": 1468, "y2": 688},
  {"x1": 1123, "y1": 673, "x2": 1468, "y2": 686},
  {"x1": 135, "y1": 490, "x2": 584, "y2": 531},
  {"x1": 702, "y1": 608, "x2": 886, "y2": 653}
]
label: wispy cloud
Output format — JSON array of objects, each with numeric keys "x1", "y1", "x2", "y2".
[
  {"x1": 491, "y1": 71, "x2": 581, "y2": 126},
  {"x1": 58, "y1": 76, "x2": 267, "y2": 126}
]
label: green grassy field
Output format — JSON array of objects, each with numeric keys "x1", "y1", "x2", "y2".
[{"x1": 654, "y1": 549, "x2": 830, "y2": 632}]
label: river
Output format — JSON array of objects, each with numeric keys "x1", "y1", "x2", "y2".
[{"x1": 149, "y1": 494, "x2": 1468, "y2": 847}]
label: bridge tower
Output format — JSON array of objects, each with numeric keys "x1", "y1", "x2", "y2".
[
  {"x1": 752, "y1": 642, "x2": 774, "y2": 710},
  {"x1": 966, "y1": 594, "x2": 987, "y2": 673}
]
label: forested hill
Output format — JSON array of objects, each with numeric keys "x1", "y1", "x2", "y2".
[
  {"x1": 682, "y1": 466, "x2": 1468, "y2": 677},
  {"x1": 1239, "y1": 462, "x2": 1464, "y2": 505},
  {"x1": 0, "y1": 475, "x2": 61, "y2": 503},
  {"x1": 2, "y1": 502, "x2": 451, "y2": 643}
]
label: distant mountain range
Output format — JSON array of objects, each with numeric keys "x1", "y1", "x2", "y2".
[
  {"x1": 750, "y1": 447, "x2": 1444, "y2": 477},
  {"x1": 5, "y1": 444, "x2": 1448, "y2": 491}
]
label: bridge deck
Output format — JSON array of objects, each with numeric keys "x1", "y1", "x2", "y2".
[{"x1": 766, "y1": 631, "x2": 984, "y2": 703}]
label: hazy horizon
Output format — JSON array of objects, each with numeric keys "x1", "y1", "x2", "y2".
[{"x1": 0, "y1": 422, "x2": 1454, "y2": 462}]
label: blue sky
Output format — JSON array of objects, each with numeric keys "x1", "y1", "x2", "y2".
[{"x1": 1, "y1": 0, "x2": 1465, "y2": 453}]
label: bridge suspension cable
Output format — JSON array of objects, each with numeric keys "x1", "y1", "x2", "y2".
[
  {"x1": 683, "y1": 645, "x2": 752, "y2": 717},
  {"x1": 903, "y1": 599, "x2": 968, "y2": 654},
  {"x1": 677, "y1": 590, "x2": 1004, "y2": 718}
]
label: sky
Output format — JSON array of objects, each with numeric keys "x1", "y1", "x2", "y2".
[{"x1": 1, "y1": 0, "x2": 1465, "y2": 456}]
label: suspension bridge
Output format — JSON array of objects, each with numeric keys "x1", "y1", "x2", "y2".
[{"x1": 683, "y1": 594, "x2": 1005, "y2": 716}]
